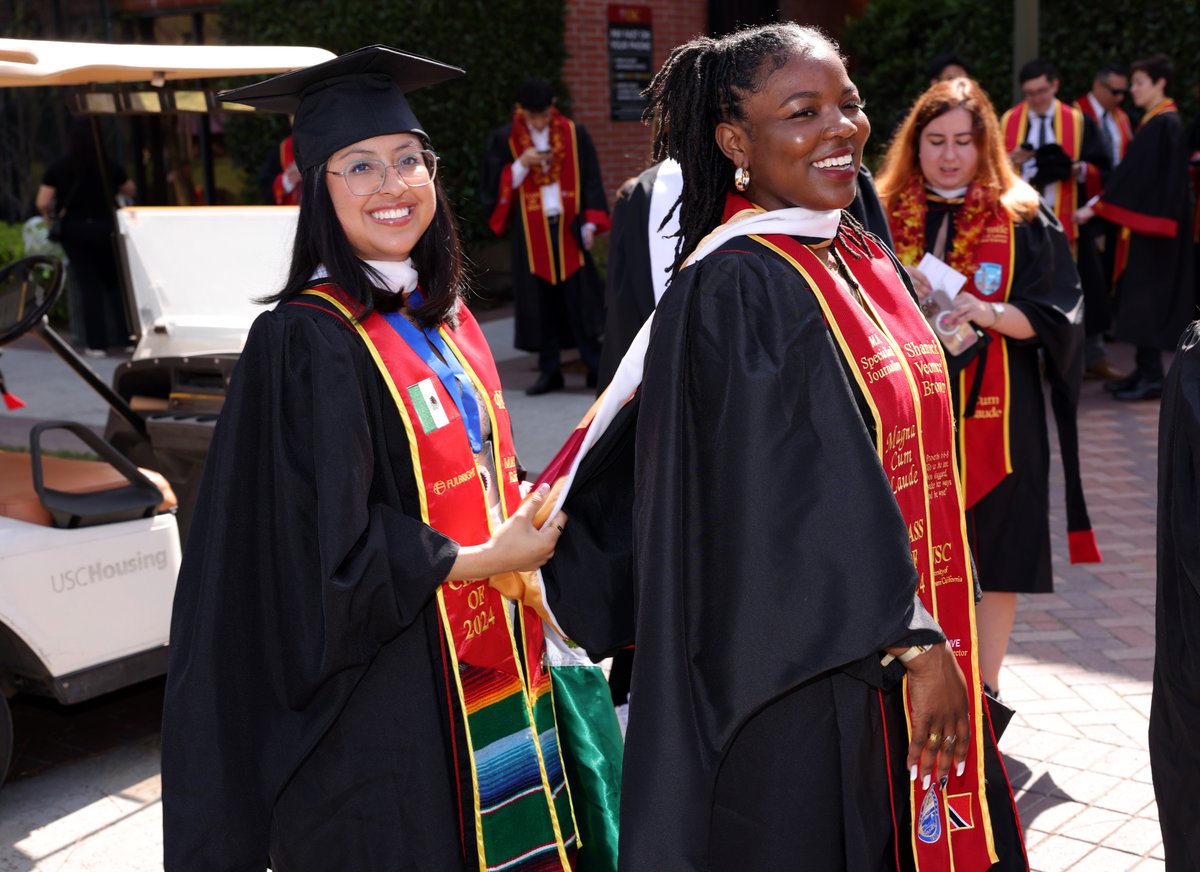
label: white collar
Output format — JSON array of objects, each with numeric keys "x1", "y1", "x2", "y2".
[
  {"x1": 310, "y1": 258, "x2": 419, "y2": 296},
  {"x1": 686, "y1": 205, "x2": 841, "y2": 266},
  {"x1": 928, "y1": 185, "x2": 970, "y2": 199}
]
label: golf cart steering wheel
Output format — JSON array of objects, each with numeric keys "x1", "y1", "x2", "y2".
[{"x1": 0, "y1": 255, "x2": 65, "y2": 346}]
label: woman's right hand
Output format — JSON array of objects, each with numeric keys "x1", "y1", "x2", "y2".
[
  {"x1": 903, "y1": 265, "x2": 933, "y2": 300},
  {"x1": 901, "y1": 643, "x2": 971, "y2": 790},
  {"x1": 446, "y1": 483, "x2": 567, "y2": 581}
]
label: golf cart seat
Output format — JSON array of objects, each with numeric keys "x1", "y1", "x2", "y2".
[{"x1": 0, "y1": 421, "x2": 176, "y2": 528}]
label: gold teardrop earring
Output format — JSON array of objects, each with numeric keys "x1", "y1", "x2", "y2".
[{"x1": 734, "y1": 166, "x2": 751, "y2": 192}]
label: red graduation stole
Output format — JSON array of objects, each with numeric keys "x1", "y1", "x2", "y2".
[
  {"x1": 299, "y1": 286, "x2": 577, "y2": 871},
  {"x1": 751, "y1": 222, "x2": 1021, "y2": 872},
  {"x1": 488, "y1": 109, "x2": 587, "y2": 284},
  {"x1": 1002, "y1": 100, "x2": 1086, "y2": 243},
  {"x1": 956, "y1": 217, "x2": 1016, "y2": 509}
]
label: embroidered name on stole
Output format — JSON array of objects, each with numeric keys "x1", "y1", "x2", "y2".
[
  {"x1": 509, "y1": 117, "x2": 584, "y2": 284},
  {"x1": 957, "y1": 217, "x2": 1016, "y2": 509},
  {"x1": 752, "y1": 234, "x2": 999, "y2": 872},
  {"x1": 302, "y1": 287, "x2": 577, "y2": 871}
]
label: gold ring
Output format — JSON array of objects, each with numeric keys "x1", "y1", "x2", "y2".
[
  {"x1": 927, "y1": 732, "x2": 941, "y2": 744},
  {"x1": 552, "y1": 523, "x2": 565, "y2": 534}
]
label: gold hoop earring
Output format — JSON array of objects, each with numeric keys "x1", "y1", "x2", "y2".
[{"x1": 734, "y1": 166, "x2": 750, "y2": 192}]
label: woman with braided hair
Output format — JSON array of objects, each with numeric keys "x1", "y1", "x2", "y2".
[{"x1": 538, "y1": 22, "x2": 1026, "y2": 870}]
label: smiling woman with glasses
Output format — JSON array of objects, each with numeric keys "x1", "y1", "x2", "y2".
[
  {"x1": 160, "y1": 46, "x2": 589, "y2": 872},
  {"x1": 327, "y1": 148, "x2": 439, "y2": 195}
]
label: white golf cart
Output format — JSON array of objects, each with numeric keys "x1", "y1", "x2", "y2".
[{"x1": 0, "y1": 38, "x2": 331, "y2": 783}]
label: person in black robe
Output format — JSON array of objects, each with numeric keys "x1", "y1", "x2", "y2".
[
  {"x1": 1152, "y1": 320, "x2": 1200, "y2": 871},
  {"x1": 1076, "y1": 54, "x2": 1197, "y2": 401},
  {"x1": 877, "y1": 76, "x2": 1094, "y2": 696},
  {"x1": 540, "y1": 24, "x2": 1027, "y2": 870},
  {"x1": 480, "y1": 80, "x2": 610, "y2": 394},
  {"x1": 160, "y1": 48, "x2": 568, "y2": 872},
  {"x1": 596, "y1": 157, "x2": 895, "y2": 707}
]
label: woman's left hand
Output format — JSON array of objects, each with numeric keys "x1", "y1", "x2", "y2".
[
  {"x1": 903, "y1": 643, "x2": 971, "y2": 789},
  {"x1": 945, "y1": 293, "x2": 993, "y2": 330}
]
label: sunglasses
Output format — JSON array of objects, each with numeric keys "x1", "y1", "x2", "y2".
[{"x1": 1101, "y1": 82, "x2": 1128, "y2": 97}]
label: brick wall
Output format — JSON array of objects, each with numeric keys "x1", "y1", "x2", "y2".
[{"x1": 562, "y1": 0, "x2": 707, "y2": 209}]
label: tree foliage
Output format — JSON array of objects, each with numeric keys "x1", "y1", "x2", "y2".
[
  {"x1": 842, "y1": 0, "x2": 1198, "y2": 165},
  {"x1": 219, "y1": 0, "x2": 568, "y2": 248}
]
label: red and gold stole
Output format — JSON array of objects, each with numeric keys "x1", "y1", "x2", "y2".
[
  {"x1": 890, "y1": 185, "x2": 1017, "y2": 510},
  {"x1": 1002, "y1": 100, "x2": 1086, "y2": 243},
  {"x1": 487, "y1": 109, "x2": 586, "y2": 285},
  {"x1": 299, "y1": 286, "x2": 577, "y2": 871},
  {"x1": 751, "y1": 229, "x2": 1019, "y2": 871},
  {"x1": 955, "y1": 217, "x2": 1017, "y2": 509}
]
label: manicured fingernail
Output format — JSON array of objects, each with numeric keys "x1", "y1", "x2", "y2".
[
  {"x1": 910, "y1": 764, "x2": 918, "y2": 781},
  {"x1": 922, "y1": 774, "x2": 931, "y2": 790},
  {"x1": 537, "y1": 483, "x2": 550, "y2": 494},
  {"x1": 956, "y1": 761, "x2": 966, "y2": 777},
  {"x1": 939, "y1": 775, "x2": 948, "y2": 790}
]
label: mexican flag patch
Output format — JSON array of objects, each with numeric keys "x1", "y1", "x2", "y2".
[{"x1": 407, "y1": 378, "x2": 451, "y2": 433}]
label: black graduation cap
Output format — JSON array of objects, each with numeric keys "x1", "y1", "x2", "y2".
[{"x1": 218, "y1": 45, "x2": 464, "y2": 172}]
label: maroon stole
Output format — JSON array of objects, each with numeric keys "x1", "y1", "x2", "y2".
[
  {"x1": 299, "y1": 285, "x2": 576, "y2": 870},
  {"x1": 1002, "y1": 100, "x2": 1086, "y2": 243},
  {"x1": 488, "y1": 112, "x2": 601, "y2": 284},
  {"x1": 752, "y1": 229, "x2": 1020, "y2": 871},
  {"x1": 956, "y1": 217, "x2": 1017, "y2": 509}
]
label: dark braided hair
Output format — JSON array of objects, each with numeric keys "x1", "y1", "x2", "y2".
[{"x1": 643, "y1": 22, "x2": 843, "y2": 271}]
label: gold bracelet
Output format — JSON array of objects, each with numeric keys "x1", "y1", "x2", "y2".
[
  {"x1": 990, "y1": 301, "x2": 1005, "y2": 327},
  {"x1": 880, "y1": 643, "x2": 935, "y2": 667}
]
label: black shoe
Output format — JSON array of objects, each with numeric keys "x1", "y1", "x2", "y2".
[
  {"x1": 1104, "y1": 370, "x2": 1141, "y2": 393},
  {"x1": 586, "y1": 370, "x2": 598, "y2": 390},
  {"x1": 526, "y1": 371, "x2": 564, "y2": 396},
  {"x1": 1113, "y1": 379, "x2": 1163, "y2": 401}
]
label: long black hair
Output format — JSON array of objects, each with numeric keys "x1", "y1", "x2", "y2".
[
  {"x1": 644, "y1": 23, "x2": 840, "y2": 270},
  {"x1": 264, "y1": 135, "x2": 464, "y2": 328}
]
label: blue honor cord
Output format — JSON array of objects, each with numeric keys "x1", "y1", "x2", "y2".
[{"x1": 382, "y1": 294, "x2": 484, "y2": 454}]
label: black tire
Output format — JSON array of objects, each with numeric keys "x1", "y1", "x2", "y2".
[{"x1": 0, "y1": 693, "x2": 11, "y2": 787}]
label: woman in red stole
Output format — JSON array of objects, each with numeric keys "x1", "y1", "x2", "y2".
[
  {"x1": 877, "y1": 79, "x2": 1093, "y2": 701},
  {"x1": 161, "y1": 48, "x2": 582, "y2": 872},
  {"x1": 540, "y1": 23, "x2": 1025, "y2": 871}
]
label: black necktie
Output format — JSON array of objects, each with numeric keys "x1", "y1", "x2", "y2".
[
  {"x1": 1038, "y1": 114, "x2": 1053, "y2": 147},
  {"x1": 1098, "y1": 110, "x2": 1115, "y2": 162}
]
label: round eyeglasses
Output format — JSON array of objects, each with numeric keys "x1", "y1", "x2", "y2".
[{"x1": 327, "y1": 150, "x2": 439, "y2": 196}]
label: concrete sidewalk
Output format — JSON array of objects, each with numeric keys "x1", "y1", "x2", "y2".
[{"x1": 0, "y1": 335, "x2": 1170, "y2": 871}]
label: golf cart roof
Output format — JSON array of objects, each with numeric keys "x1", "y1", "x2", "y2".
[{"x1": 0, "y1": 38, "x2": 335, "y2": 88}]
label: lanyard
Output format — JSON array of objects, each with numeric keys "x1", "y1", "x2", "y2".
[{"x1": 382, "y1": 293, "x2": 484, "y2": 454}]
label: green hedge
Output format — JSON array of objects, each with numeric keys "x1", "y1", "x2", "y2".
[
  {"x1": 842, "y1": 0, "x2": 1199, "y2": 165},
  {"x1": 219, "y1": 0, "x2": 568, "y2": 251}
]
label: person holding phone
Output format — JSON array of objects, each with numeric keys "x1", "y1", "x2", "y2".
[{"x1": 481, "y1": 80, "x2": 610, "y2": 394}]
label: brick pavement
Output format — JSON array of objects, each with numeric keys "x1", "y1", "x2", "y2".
[{"x1": 1001, "y1": 344, "x2": 1166, "y2": 871}]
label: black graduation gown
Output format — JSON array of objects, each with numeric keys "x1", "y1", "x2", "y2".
[
  {"x1": 161, "y1": 302, "x2": 476, "y2": 872},
  {"x1": 926, "y1": 202, "x2": 1085, "y2": 592},
  {"x1": 1073, "y1": 114, "x2": 1115, "y2": 336},
  {"x1": 1151, "y1": 321, "x2": 1200, "y2": 871},
  {"x1": 480, "y1": 121, "x2": 609, "y2": 353},
  {"x1": 547, "y1": 234, "x2": 965, "y2": 870},
  {"x1": 1099, "y1": 110, "x2": 1196, "y2": 350}
]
